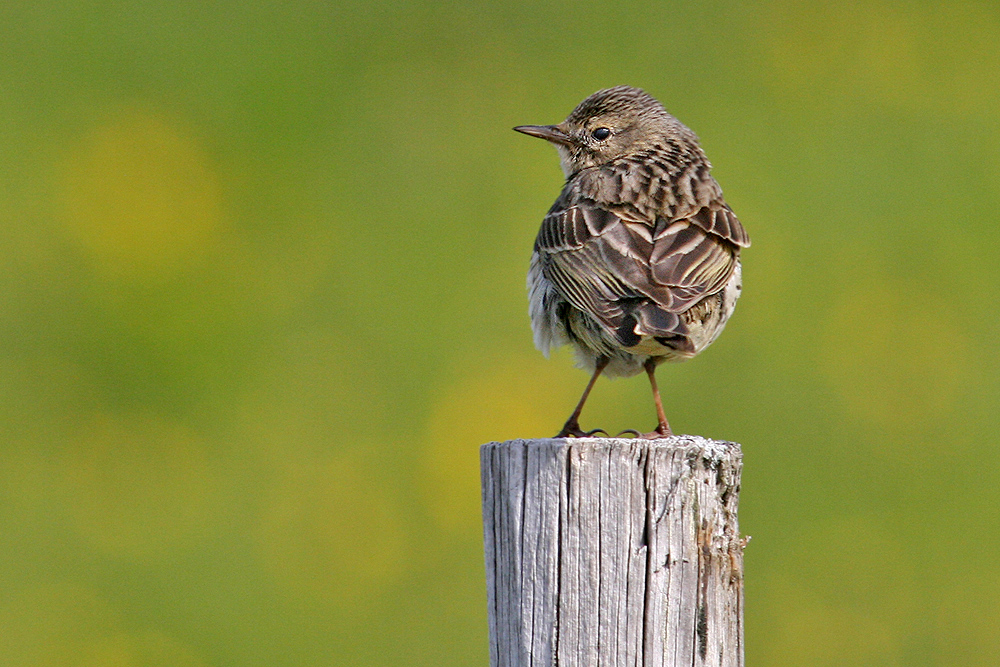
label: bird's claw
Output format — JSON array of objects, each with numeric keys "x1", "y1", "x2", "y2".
[
  {"x1": 638, "y1": 426, "x2": 673, "y2": 440},
  {"x1": 611, "y1": 427, "x2": 673, "y2": 439},
  {"x1": 555, "y1": 423, "x2": 608, "y2": 438}
]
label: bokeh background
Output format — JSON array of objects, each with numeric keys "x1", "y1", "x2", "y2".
[{"x1": 2, "y1": 1, "x2": 999, "y2": 665}]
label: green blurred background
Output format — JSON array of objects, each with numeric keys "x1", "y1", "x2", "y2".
[{"x1": 2, "y1": 0, "x2": 999, "y2": 665}]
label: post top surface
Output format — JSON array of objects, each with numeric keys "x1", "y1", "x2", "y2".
[{"x1": 481, "y1": 435, "x2": 741, "y2": 464}]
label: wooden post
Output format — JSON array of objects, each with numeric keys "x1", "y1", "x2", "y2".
[{"x1": 481, "y1": 436, "x2": 744, "y2": 667}]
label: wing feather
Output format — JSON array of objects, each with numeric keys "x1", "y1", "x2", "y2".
[{"x1": 535, "y1": 192, "x2": 741, "y2": 346}]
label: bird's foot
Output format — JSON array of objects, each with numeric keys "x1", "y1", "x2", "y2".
[
  {"x1": 613, "y1": 425, "x2": 673, "y2": 439},
  {"x1": 555, "y1": 420, "x2": 608, "y2": 438},
  {"x1": 638, "y1": 424, "x2": 673, "y2": 440}
]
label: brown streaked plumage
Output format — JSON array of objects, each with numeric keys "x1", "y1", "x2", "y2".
[{"x1": 516, "y1": 86, "x2": 750, "y2": 438}]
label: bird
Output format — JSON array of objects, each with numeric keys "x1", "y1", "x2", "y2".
[{"x1": 515, "y1": 86, "x2": 750, "y2": 438}]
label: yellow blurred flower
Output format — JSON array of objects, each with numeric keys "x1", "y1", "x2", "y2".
[{"x1": 56, "y1": 107, "x2": 225, "y2": 277}]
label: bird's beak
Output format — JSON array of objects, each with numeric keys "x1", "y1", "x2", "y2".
[{"x1": 513, "y1": 124, "x2": 574, "y2": 146}]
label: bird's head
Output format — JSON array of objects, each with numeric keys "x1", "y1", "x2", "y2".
[{"x1": 514, "y1": 86, "x2": 697, "y2": 177}]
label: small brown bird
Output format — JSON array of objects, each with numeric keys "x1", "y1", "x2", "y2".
[{"x1": 516, "y1": 86, "x2": 750, "y2": 438}]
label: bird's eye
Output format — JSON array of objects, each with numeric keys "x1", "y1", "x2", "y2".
[{"x1": 591, "y1": 127, "x2": 611, "y2": 141}]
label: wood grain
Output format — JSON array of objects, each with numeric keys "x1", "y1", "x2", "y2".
[{"x1": 481, "y1": 436, "x2": 744, "y2": 667}]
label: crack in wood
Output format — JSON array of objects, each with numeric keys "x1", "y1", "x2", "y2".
[{"x1": 482, "y1": 437, "x2": 743, "y2": 667}]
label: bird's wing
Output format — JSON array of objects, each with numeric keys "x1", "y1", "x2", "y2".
[
  {"x1": 580, "y1": 162, "x2": 752, "y2": 248},
  {"x1": 687, "y1": 204, "x2": 751, "y2": 248},
  {"x1": 535, "y1": 198, "x2": 739, "y2": 345}
]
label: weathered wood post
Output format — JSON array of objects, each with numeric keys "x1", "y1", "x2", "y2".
[{"x1": 481, "y1": 436, "x2": 744, "y2": 667}]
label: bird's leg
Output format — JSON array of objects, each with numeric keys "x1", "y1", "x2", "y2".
[
  {"x1": 641, "y1": 357, "x2": 673, "y2": 438},
  {"x1": 555, "y1": 357, "x2": 609, "y2": 438}
]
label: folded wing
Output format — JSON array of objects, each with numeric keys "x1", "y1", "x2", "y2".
[{"x1": 535, "y1": 196, "x2": 746, "y2": 348}]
